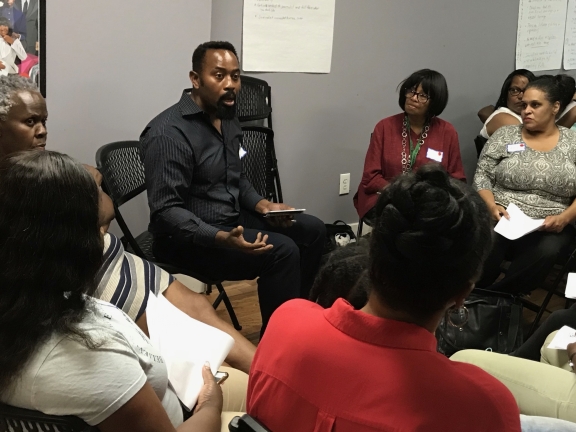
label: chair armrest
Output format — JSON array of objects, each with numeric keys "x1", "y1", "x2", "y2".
[{"x1": 229, "y1": 414, "x2": 272, "y2": 432}]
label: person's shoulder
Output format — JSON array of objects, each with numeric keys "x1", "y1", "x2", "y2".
[
  {"x1": 449, "y1": 360, "x2": 519, "y2": 408},
  {"x1": 274, "y1": 299, "x2": 323, "y2": 317},
  {"x1": 431, "y1": 117, "x2": 457, "y2": 133},
  {"x1": 264, "y1": 300, "x2": 324, "y2": 336}
]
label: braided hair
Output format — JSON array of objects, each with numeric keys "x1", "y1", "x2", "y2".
[{"x1": 369, "y1": 164, "x2": 492, "y2": 318}]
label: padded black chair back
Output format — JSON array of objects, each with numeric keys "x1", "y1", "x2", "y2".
[
  {"x1": 237, "y1": 75, "x2": 273, "y2": 128},
  {"x1": 95, "y1": 140, "x2": 148, "y2": 259},
  {"x1": 474, "y1": 135, "x2": 488, "y2": 158},
  {"x1": 241, "y1": 126, "x2": 283, "y2": 203},
  {"x1": 0, "y1": 403, "x2": 96, "y2": 432},
  {"x1": 95, "y1": 141, "x2": 243, "y2": 330}
]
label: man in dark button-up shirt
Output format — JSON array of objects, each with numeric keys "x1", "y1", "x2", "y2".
[{"x1": 140, "y1": 41, "x2": 326, "y2": 333}]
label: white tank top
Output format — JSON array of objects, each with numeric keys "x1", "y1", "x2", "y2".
[{"x1": 479, "y1": 107, "x2": 522, "y2": 139}]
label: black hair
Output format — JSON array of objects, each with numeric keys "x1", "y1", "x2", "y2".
[
  {"x1": 525, "y1": 75, "x2": 567, "y2": 111},
  {"x1": 494, "y1": 69, "x2": 536, "y2": 109},
  {"x1": 554, "y1": 74, "x2": 575, "y2": 114},
  {"x1": 192, "y1": 41, "x2": 239, "y2": 74},
  {"x1": 369, "y1": 164, "x2": 492, "y2": 319},
  {"x1": 397, "y1": 69, "x2": 449, "y2": 118},
  {"x1": 0, "y1": 151, "x2": 103, "y2": 391},
  {"x1": 0, "y1": 17, "x2": 10, "y2": 28},
  {"x1": 309, "y1": 242, "x2": 370, "y2": 309}
]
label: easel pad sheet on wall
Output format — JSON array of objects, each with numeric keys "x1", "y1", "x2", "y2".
[
  {"x1": 516, "y1": 0, "x2": 567, "y2": 71},
  {"x1": 242, "y1": 0, "x2": 335, "y2": 73}
]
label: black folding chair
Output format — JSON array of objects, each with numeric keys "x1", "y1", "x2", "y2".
[
  {"x1": 237, "y1": 75, "x2": 273, "y2": 129},
  {"x1": 95, "y1": 140, "x2": 241, "y2": 330},
  {"x1": 0, "y1": 403, "x2": 96, "y2": 432},
  {"x1": 241, "y1": 126, "x2": 283, "y2": 203}
]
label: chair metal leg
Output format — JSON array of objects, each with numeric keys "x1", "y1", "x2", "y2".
[
  {"x1": 357, "y1": 218, "x2": 364, "y2": 238},
  {"x1": 212, "y1": 283, "x2": 242, "y2": 331}
]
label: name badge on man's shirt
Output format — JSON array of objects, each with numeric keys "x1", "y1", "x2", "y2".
[
  {"x1": 239, "y1": 147, "x2": 247, "y2": 159},
  {"x1": 426, "y1": 148, "x2": 443, "y2": 162},
  {"x1": 507, "y1": 142, "x2": 526, "y2": 152}
]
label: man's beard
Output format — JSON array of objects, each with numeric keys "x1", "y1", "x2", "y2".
[{"x1": 216, "y1": 90, "x2": 237, "y2": 120}]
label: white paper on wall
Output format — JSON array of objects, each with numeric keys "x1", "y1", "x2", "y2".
[
  {"x1": 516, "y1": 0, "x2": 568, "y2": 71},
  {"x1": 564, "y1": 0, "x2": 576, "y2": 69},
  {"x1": 242, "y1": 0, "x2": 336, "y2": 73}
]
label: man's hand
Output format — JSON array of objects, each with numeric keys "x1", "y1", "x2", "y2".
[
  {"x1": 215, "y1": 226, "x2": 273, "y2": 254},
  {"x1": 541, "y1": 214, "x2": 570, "y2": 233},
  {"x1": 3, "y1": 35, "x2": 14, "y2": 45},
  {"x1": 255, "y1": 199, "x2": 295, "y2": 228},
  {"x1": 489, "y1": 204, "x2": 509, "y2": 222}
]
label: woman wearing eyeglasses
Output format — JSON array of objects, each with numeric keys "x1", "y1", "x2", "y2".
[
  {"x1": 478, "y1": 69, "x2": 536, "y2": 139},
  {"x1": 354, "y1": 69, "x2": 466, "y2": 223}
]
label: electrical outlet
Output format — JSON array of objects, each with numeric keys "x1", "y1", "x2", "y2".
[{"x1": 339, "y1": 173, "x2": 350, "y2": 195}]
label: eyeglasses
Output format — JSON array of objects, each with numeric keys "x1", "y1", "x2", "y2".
[
  {"x1": 405, "y1": 88, "x2": 430, "y2": 103},
  {"x1": 508, "y1": 87, "x2": 525, "y2": 97}
]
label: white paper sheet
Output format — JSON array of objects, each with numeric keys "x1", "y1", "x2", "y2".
[
  {"x1": 565, "y1": 0, "x2": 576, "y2": 69},
  {"x1": 242, "y1": 0, "x2": 335, "y2": 73},
  {"x1": 547, "y1": 325, "x2": 576, "y2": 349},
  {"x1": 493, "y1": 203, "x2": 544, "y2": 240},
  {"x1": 566, "y1": 273, "x2": 576, "y2": 299},
  {"x1": 146, "y1": 293, "x2": 235, "y2": 409},
  {"x1": 516, "y1": 0, "x2": 568, "y2": 71}
]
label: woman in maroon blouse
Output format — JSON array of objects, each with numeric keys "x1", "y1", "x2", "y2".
[{"x1": 354, "y1": 69, "x2": 466, "y2": 220}]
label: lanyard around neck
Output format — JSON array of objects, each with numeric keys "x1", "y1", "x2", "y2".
[{"x1": 405, "y1": 116, "x2": 428, "y2": 167}]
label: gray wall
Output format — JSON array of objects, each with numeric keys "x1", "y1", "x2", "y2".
[
  {"x1": 211, "y1": 0, "x2": 527, "y2": 224},
  {"x1": 46, "y1": 0, "x2": 212, "y2": 235}
]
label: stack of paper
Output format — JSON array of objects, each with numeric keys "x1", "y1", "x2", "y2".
[
  {"x1": 146, "y1": 293, "x2": 235, "y2": 409},
  {"x1": 547, "y1": 325, "x2": 576, "y2": 349},
  {"x1": 494, "y1": 203, "x2": 544, "y2": 240}
]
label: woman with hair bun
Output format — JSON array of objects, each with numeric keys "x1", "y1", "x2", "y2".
[
  {"x1": 354, "y1": 69, "x2": 466, "y2": 223},
  {"x1": 474, "y1": 75, "x2": 576, "y2": 294},
  {"x1": 248, "y1": 164, "x2": 521, "y2": 431}
]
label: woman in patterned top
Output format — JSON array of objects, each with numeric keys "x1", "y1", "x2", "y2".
[{"x1": 474, "y1": 75, "x2": 576, "y2": 294}]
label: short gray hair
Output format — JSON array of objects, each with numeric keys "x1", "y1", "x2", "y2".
[{"x1": 0, "y1": 75, "x2": 40, "y2": 122}]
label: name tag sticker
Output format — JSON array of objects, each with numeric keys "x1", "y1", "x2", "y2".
[
  {"x1": 426, "y1": 148, "x2": 443, "y2": 162},
  {"x1": 507, "y1": 143, "x2": 526, "y2": 152},
  {"x1": 239, "y1": 147, "x2": 247, "y2": 159}
]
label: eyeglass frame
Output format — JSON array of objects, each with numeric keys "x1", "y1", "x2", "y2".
[
  {"x1": 508, "y1": 86, "x2": 526, "y2": 97},
  {"x1": 405, "y1": 88, "x2": 430, "y2": 104}
]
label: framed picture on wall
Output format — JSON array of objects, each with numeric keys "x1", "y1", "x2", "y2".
[{"x1": 0, "y1": 0, "x2": 44, "y2": 95}]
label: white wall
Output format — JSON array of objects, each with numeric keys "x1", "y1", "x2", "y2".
[
  {"x1": 210, "y1": 0, "x2": 535, "y2": 225},
  {"x1": 46, "y1": 0, "x2": 212, "y2": 235}
]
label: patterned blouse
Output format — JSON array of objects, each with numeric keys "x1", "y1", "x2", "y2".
[{"x1": 473, "y1": 125, "x2": 576, "y2": 219}]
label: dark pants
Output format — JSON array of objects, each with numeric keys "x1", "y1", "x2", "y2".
[
  {"x1": 154, "y1": 211, "x2": 326, "y2": 333},
  {"x1": 511, "y1": 303, "x2": 576, "y2": 361},
  {"x1": 476, "y1": 226, "x2": 575, "y2": 294}
]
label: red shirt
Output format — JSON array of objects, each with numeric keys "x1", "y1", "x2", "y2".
[
  {"x1": 354, "y1": 113, "x2": 466, "y2": 218},
  {"x1": 247, "y1": 299, "x2": 521, "y2": 432}
]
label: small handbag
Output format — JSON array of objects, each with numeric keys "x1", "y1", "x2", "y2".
[
  {"x1": 436, "y1": 288, "x2": 523, "y2": 357},
  {"x1": 323, "y1": 220, "x2": 356, "y2": 255}
]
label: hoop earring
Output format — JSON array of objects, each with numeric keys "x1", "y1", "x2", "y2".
[{"x1": 446, "y1": 306, "x2": 469, "y2": 329}]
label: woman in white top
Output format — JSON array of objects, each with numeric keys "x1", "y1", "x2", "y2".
[
  {"x1": 556, "y1": 75, "x2": 576, "y2": 129},
  {"x1": 478, "y1": 69, "x2": 535, "y2": 139},
  {"x1": 0, "y1": 17, "x2": 26, "y2": 76},
  {"x1": 0, "y1": 150, "x2": 223, "y2": 432}
]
